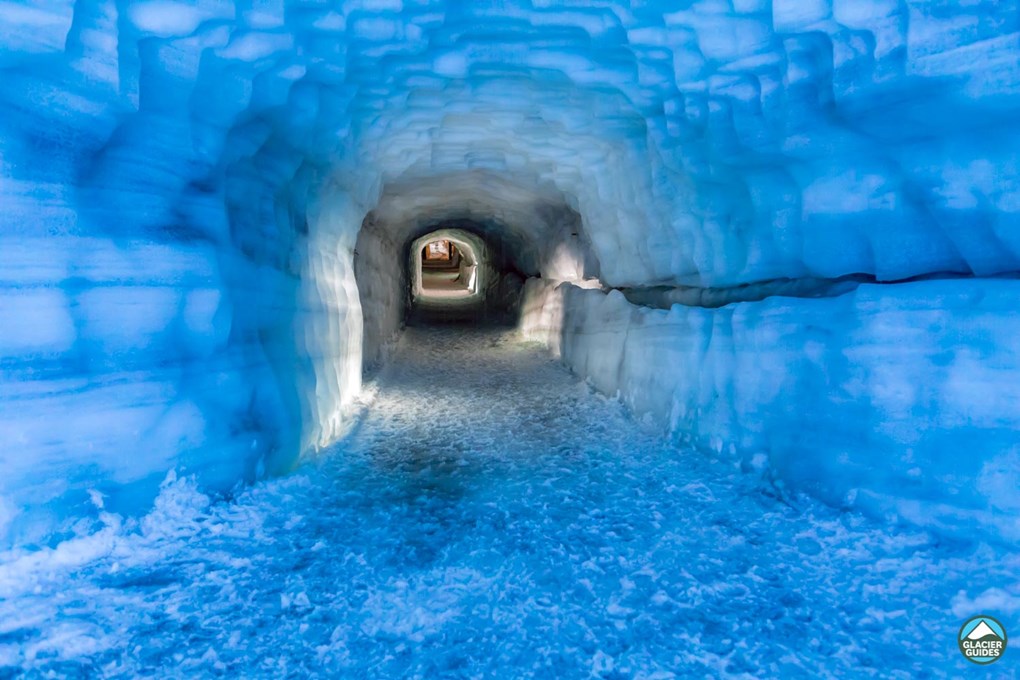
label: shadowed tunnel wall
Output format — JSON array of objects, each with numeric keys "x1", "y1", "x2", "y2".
[{"x1": 0, "y1": 1, "x2": 1018, "y2": 546}]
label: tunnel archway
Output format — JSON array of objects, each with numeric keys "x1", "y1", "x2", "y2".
[
  {"x1": 0, "y1": 0, "x2": 1015, "y2": 560},
  {"x1": 410, "y1": 228, "x2": 485, "y2": 308},
  {"x1": 405, "y1": 225, "x2": 530, "y2": 326},
  {"x1": 352, "y1": 175, "x2": 598, "y2": 381},
  {"x1": 418, "y1": 239, "x2": 475, "y2": 298}
]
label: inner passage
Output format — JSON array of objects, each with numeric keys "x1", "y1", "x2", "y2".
[
  {"x1": 403, "y1": 226, "x2": 510, "y2": 326},
  {"x1": 420, "y1": 240, "x2": 475, "y2": 299},
  {"x1": 4, "y1": 328, "x2": 1009, "y2": 676}
]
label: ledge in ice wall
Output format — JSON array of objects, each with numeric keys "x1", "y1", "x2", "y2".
[{"x1": 522, "y1": 279, "x2": 1020, "y2": 544}]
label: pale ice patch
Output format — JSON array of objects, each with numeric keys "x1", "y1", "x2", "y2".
[{"x1": 128, "y1": 2, "x2": 208, "y2": 37}]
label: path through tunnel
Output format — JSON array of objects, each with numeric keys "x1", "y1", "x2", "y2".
[
  {"x1": 5, "y1": 321, "x2": 1012, "y2": 676},
  {"x1": 0, "y1": 1, "x2": 1018, "y2": 676}
]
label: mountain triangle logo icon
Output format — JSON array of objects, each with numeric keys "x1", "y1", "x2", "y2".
[{"x1": 958, "y1": 616, "x2": 1007, "y2": 665}]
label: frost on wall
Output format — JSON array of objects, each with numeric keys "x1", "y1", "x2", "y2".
[{"x1": 0, "y1": 0, "x2": 1017, "y2": 544}]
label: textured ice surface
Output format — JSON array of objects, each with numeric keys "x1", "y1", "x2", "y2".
[
  {"x1": 2, "y1": 328, "x2": 1015, "y2": 678},
  {"x1": 1, "y1": 0, "x2": 1018, "y2": 543},
  {"x1": 522, "y1": 277, "x2": 1020, "y2": 544}
]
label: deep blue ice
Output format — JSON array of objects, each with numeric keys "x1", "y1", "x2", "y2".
[{"x1": 1, "y1": 328, "x2": 1015, "y2": 678}]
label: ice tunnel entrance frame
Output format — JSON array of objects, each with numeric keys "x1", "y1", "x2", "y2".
[{"x1": 409, "y1": 228, "x2": 487, "y2": 306}]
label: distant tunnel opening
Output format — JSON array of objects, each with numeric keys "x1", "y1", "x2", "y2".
[
  {"x1": 405, "y1": 224, "x2": 524, "y2": 327},
  {"x1": 350, "y1": 170, "x2": 599, "y2": 382},
  {"x1": 415, "y1": 235, "x2": 479, "y2": 301},
  {"x1": 418, "y1": 240, "x2": 482, "y2": 299},
  {"x1": 353, "y1": 208, "x2": 555, "y2": 380}
]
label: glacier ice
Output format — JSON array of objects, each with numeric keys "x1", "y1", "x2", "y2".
[
  {"x1": 1, "y1": 0, "x2": 1020, "y2": 674},
  {"x1": 521, "y1": 277, "x2": 1020, "y2": 542},
  {"x1": 0, "y1": 0, "x2": 1018, "y2": 554},
  {"x1": 2, "y1": 327, "x2": 1018, "y2": 676}
]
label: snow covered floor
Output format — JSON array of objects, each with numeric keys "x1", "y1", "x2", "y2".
[
  {"x1": 1, "y1": 327, "x2": 1016, "y2": 678},
  {"x1": 420, "y1": 270, "x2": 471, "y2": 298}
]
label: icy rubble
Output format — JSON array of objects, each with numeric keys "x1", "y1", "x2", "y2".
[{"x1": 0, "y1": 0, "x2": 1018, "y2": 543}]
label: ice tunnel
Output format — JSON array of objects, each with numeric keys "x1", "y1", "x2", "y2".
[{"x1": 0, "y1": 0, "x2": 1019, "y2": 675}]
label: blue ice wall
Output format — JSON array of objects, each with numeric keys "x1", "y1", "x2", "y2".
[
  {"x1": 522, "y1": 278, "x2": 1020, "y2": 544},
  {"x1": 0, "y1": 0, "x2": 1018, "y2": 545}
]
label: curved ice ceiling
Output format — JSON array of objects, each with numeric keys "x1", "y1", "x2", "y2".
[{"x1": 0, "y1": 0, "x2": 1018, "y2": 544}]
